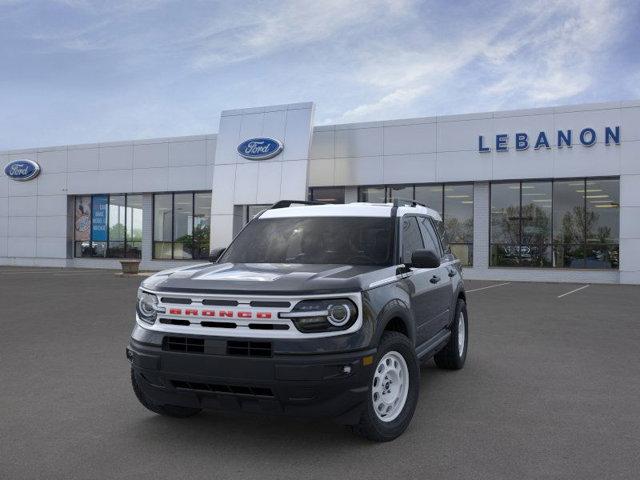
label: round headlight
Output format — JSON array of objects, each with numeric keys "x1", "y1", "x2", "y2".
[
  {"x1": 137, "y1": 290, "x2": 160, "y2": 324},
  {"x1": 327, "y1": 303, "x2": 351, "y2": 327}
]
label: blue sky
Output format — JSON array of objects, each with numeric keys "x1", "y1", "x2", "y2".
[{"x1": 1, "y1": 0, "x2": 639, "y2": 150}]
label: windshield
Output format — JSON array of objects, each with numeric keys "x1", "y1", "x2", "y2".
[{"x1": 219, "y1": 216, "x2": 395, "y2": 266}]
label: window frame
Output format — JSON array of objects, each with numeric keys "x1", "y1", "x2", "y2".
[
  {"x1": 399, "y1": 215, "x2": 425, "y2": 265},
  {"x1": 151, "y1": 191, "x2": 212, "y2": 260},
  {"x1": 308, "y1": 186, "x2": 346, "y2": 204},
  {"x1": 73, "y1": 193, "x2": 143, "y2": 259},
  {"x1": 488, "y1": 176, "x2": 620, "y2": 269}
]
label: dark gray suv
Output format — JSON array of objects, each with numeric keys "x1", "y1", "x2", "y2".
[{"x1": 127, "y1": 199, "x2": 468, "y2": 441}]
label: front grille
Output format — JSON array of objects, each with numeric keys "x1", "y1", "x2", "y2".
[
  {"x1": 160, "y1": 297, "x2": 192, "y2": 305},
  {"x1": 171, "y1": 380, "x2": 274, "y2": 397},
  {"x1": 249, "y1": 300, "x2": 291, "y2": 308},
  {"x1": 202, "y1": 299, "x2": 238, "y2": 306},
  {"x1": 227, "y1": 340, "x2": 272, "y2": 357},
  {"x1": 163, "y1": 336, "x2": 204, "y2": 353},
  {"x1": 160, "y1": 318, "x2": 190, "y2": 326}
]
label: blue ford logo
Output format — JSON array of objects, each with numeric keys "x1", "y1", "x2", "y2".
[
  {"x1": 237, "y1": 137, "x2": 283, "y2": 160},
  {"x1": 4, "y1": 159, "x2": 41, "y2": 181}
]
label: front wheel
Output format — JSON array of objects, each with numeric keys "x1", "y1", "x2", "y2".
[
  {"x1": 434, "y1": 298, "x2": 468, "y2": 370},
  {"x1": 350, "y1": 331, "x2": 420, "y2": 442}
]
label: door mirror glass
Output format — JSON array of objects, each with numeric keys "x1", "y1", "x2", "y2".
[
  {"x1": 209, "y1": 247, "x2": 226, "y2": 263},
  {"x1": 411, "y1": 249, "x2": 440, "y2": 269}
]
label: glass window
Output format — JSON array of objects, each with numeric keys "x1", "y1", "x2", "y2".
[
  {"x1": 585, "y1": 178, "x2": 619, "y2": 269},
  {"x1": 387, "y1": 185, "x2": 413, "y2": 202},
  {"x1": 444, "y1": 184, "x2": 473, "y2": 266},
  {"x1": 415, "y1": 185, "x2": 443, "y2": 215},
  {"x1": 245, "y1": 204, "x2": 271, "y2": 224},
  {"x1": 153, "y1": 194, "x2": 173, "y2": 259},
  {"x1": 173, "y1": 193, "x2": 194, "y2": 260},
  {"x1": 126, "y1": 195, "x2": 143, "y2": 259},
  {"x1": 74, "y1": 196, "x2": 92, "y2": 257},
  {"x1": 490, "y1": 182, "x2": 520, "y2": 267},
  {"x1": 309, "y1": 187, "x2": 345, "y2": 204},
  {"x1": 520, "y1": 181, "x2": 552, "y2": 267},
  {"x1": 74, "y1": 193, "x2": 143, "y2": 259},
  {"x1": 432, "y1": 218, "x2": 451, "y2": 255},
  {"x1": 553, "y1": 179, "x2": 586, "y2": 268},
  {"x1": 219, "y1": 217, "x2": 394, "y2": 266},
  {"x1": 359, "y1": 186, "x2": 386, "y2": 203},
  {"x1": 418, "y1": 217, "x2": 441, "y2": 256},
  {"x1": 491, "y1": 178, "x2": 619, "y2": 269},
  {"x1": 194, "y1": 193, "x2": 211, "y2": 260},
  {"x1": 358, "y1": 182, "x2": 472, "y2": 266},
  {"x1": 152, "y1": 192, "x2": 213, "y2": 260},
  {"x1": 108, "y1": 195, "x2": 126, "y2": 258},
  {"x1": 401, "y1": 217, "x2": 424, "y2": 264}
]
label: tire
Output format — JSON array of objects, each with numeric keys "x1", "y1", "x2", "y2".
[
  {"x1": 130, "y1": 369, "x2": 202, "y2": 418},
  {"x1": 434, "y1": 298, "x2": 468, "y2": 370},
  {"x1": 350, "y1": 331, "x2": 420, "y2": 442}
]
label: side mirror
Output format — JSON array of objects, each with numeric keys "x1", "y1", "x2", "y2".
[
  {"x1": 410, "y1": 249, "x2": 440, "y2": 269},
  {"x1": 209, "y1": 247, "x2": 226, "y2": 263}
]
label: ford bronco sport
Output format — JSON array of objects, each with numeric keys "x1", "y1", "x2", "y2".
[{"x1": 127, "y1": 199, "x2": 468, "y2": 441}]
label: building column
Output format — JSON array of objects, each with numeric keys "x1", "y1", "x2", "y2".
[
  {"x1": 141, "y1": 193, "x2": 153, "y2": 262},
  {"x1": 472, "y1": 182, "x2": 489, "y2": 273},
  {"x1": 619, "y1": 174, "x2": 640, "y2": 284}
]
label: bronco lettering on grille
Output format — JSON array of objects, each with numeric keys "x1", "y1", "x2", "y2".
[{"x1": 167, "y1": 308, "x2": 272, "y2": 319}]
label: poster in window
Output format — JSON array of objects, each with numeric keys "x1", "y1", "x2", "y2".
[
  {"x1": 75, "y1": 196, "x2": 91, "y2": 241},
  {"x1": 91, "y1": 195, "x2": 108, "y2": 242}
]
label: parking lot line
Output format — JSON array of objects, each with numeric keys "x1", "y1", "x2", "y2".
[
  {"x1": 466, "y1": 282, "x2": 511, "y2": 293},
  {"x1": 557, "y1": 284, "x2": 590, "y2": 298}
]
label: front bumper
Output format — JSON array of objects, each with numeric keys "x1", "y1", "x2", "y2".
[{"x1": 127, "y1": 335, "x2": 376, "y2": 424}]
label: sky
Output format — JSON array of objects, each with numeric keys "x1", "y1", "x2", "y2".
[{"x1": 1, "y1": 0, "x2": 639, "y2": 150}]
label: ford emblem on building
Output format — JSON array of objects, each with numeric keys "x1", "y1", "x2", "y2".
[
  {"x1": 4, "y1": 159, "x2": 41, "y2": 181},
  {"x1": 237, "y1": 137, "x2": 283, "y2": 160}
]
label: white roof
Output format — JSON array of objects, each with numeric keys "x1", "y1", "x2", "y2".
[{"x1": 259, "y1": 202, "x2": 443, "y2": 221}]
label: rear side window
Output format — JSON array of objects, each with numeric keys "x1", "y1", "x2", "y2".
[
  {"x1": 401, "y1": 217, "x2": 424, "y2": 264},
  {"x1": 432, "y1": 219, "x2": 451, "y2": 254},
  {"x1": 418, "y1": 217, "x2": 442, "y2": 257}
]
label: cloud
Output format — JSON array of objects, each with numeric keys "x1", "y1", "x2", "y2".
[
  {"x1": 191, "y1": 0, "x2": 415, "y2": 69},
  {"x1": 334, "y1": 0, "x2": 627, "y2": 122},
  {"x1": 0, "y1": 0, "x2": 635, "y2": 149},
  {"x1": 481, "y1": 0, "x2": 622, "y2": 104}
]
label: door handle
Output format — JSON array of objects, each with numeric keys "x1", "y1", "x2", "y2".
[{"x1": 430, "y1": 275, "x2": 441, "y2": 284}]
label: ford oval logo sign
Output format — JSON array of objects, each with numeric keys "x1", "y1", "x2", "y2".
[
  {"x1": 4, "y1": 159, "x2": 41, "y2": 181},
  {"x1": 237, "y1": 137, "x2": 283, "y2": 160}
]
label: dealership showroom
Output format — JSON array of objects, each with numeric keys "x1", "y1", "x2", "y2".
[{"x1": 1, "y1": 99, "x2": 639, "y2": 284}]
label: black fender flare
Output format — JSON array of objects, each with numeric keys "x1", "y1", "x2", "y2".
[{"x1": 373, "y1": 298, "x2": 416, "y2": 346}]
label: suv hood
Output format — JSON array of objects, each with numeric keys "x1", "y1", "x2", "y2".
[{"x1": 142, "y1": 262, "x2": 393, "y2": 295}]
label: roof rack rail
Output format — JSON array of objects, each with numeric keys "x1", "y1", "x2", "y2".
[
  {"x1": 392, "y1": 198, "x2": 427, "y2": 208},
  {"x1": 268, "y1": 200, "x2": 323, "y2": 210}
]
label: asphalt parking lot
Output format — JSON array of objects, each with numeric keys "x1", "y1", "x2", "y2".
[{"x1": 1, "y1": 267, "x2": 639, "y2": 480}]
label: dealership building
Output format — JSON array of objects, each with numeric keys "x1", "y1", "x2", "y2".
[{"x1": 1, "y1": 100, "x2": 639, "y2": 284}]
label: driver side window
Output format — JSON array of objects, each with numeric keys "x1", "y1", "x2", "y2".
[{"x1": 401, "y1": 216, "x2": 424, "y2": 264}]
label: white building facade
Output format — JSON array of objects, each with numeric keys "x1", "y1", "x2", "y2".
[{"x1": 1, "y1": 100, "x2": 639, "y2": 284}]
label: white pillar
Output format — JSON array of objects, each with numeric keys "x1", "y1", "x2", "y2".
[
  {"x1": 210, "y1": 103, "x2": 315, "y2": 249},
  {"x1": 619, "y1": 173, "x2": 640, "y2": 284}
]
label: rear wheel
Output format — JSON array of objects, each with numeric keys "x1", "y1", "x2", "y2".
[
  {"x1": 350, "y1": 331, "x2": 419, "y2": 442},
  {"x1": 434, "y1": 298, "x2": 468, "y2": 370},
  {"x1": 130, "y1": 369, "x2": 202, "y2": 418}
]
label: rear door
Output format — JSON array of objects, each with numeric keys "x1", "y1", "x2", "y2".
[
  {"x1": 418, "y1": 216, "x2": 455, "y2": 332},
  {"x1": 400, "y1": 215, "x2": 440, "y2": 344}
]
